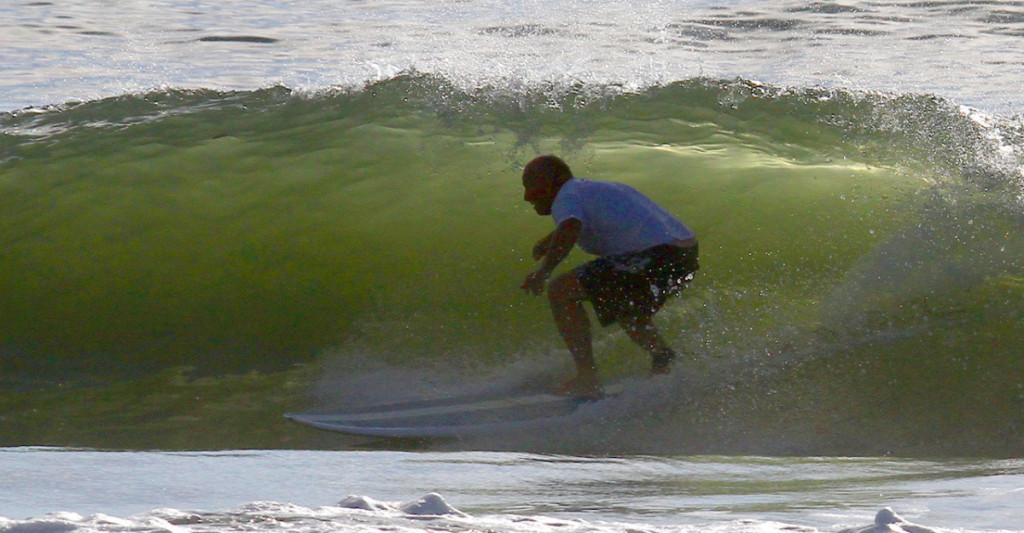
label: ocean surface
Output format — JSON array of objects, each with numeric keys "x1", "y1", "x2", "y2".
[
  {"x1": 3, "y1": 0, "x2": 1024, "y2": 531},
  {"x1": 2, "y1": 448, "x2": 1024, "y2": 533}
]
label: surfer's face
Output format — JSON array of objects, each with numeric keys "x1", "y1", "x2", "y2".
[{"x1": 522, "y1": 173, "x2": 558, "y2": 215}]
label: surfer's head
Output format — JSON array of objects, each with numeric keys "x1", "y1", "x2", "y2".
[{"x1": 522, "y1": 155, "x2": 573, "y2": 215}]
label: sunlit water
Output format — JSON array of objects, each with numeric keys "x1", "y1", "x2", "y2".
[
  {"x1": 4, "y1": 2, "x2": 1024, "y2": 532},
  {"x1": 2, "y1": 449, "x2": 1023, "y2": 532},
  {"x1": 3, "y1": 0, "x2": 1024, "y2": 113}
]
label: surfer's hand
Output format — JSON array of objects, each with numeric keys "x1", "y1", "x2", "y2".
[
  {"x1": 531, "y1": 234, "x2": 552, "y2": 260},
  {"x1": 520, "y1": 270, "x2": 548, "y2": 295}
]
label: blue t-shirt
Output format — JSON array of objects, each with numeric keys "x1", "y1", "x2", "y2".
[{"x1": 551, "y1": 178, "x2": 695, "y2": 256}]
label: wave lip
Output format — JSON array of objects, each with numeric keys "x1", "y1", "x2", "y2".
[{"x1": 4, "y1": 0, "x2": 1024, "y2": 113}]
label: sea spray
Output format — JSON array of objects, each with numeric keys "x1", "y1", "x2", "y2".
[{"x1": 2, "y1": 76, "x2": 1023, "y2": 454}]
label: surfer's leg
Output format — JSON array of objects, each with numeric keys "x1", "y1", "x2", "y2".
[
  {"x1": 546, "y1": 271, "x2": 601, "y2": 396},
  {"x1": 620, "y1": 314, "x2": 676, "y2": 374}
]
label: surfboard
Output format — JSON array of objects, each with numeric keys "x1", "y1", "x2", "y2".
[{"x1": 285, "y1": 381, "x2": 628, "y2": 438}]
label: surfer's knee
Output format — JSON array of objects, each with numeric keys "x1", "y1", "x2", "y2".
[{"x1": 546, "y1": 273, "x2": 584, "y2": 306}]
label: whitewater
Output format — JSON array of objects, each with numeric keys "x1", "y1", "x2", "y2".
[
  {"x1": 3, "y1": 449, "x2": 1024, "y2": 532},
  {"x1": 3, "y1": 0, "x2": 1024, "y2": 532}
]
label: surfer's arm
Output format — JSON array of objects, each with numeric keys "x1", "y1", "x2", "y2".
[
  {"x1": 532, "y1": 232, "x2": 554, "y2": 260},
  {"x1": 521, "y1": 218, "x2": 581, "y2": 295}
]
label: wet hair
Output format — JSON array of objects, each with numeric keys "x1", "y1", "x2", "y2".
[{"x1": 524, "y1": 154, "x2": 574, "y2": 183}]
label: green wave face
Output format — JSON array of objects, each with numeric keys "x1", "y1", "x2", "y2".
[{"x1": 3, "y1": 77, "x2": 1023, "y2": 454}]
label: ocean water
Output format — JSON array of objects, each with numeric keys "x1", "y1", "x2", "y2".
[
  {"x1": 2, "y1": 448, "x2": 1024, "y2": 533},
  {"x1": 3, "y1": 0, "x2": 1024, "y2": 531}
]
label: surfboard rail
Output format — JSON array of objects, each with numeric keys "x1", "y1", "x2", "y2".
[{"x1": 285, "y1": 382, "x2": 628, "y2": 438}]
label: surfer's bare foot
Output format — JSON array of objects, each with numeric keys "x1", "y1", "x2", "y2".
[
  {"x1": 556, "y1": 373, "x2": 603, "y2": 399},
  {"x1": 650, "y1": 349, "x2": 677, "y2": 375}
]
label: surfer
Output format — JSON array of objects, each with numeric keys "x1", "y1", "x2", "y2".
[{"x1": 519, "y1": 154, "x2": 698, "y2": 398}]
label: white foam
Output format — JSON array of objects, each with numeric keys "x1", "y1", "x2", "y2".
[
  {"x1": 338, "y1": 493, "x2": 465, "y2": 517},
  {"x1": 337, "y1": 494, "x2": 392, "y2": 512},
  {"x1": 839, "y1": 508, "x2": 938, "y2": 533},
  {"x1": 399, "y1": 493, "x2": 467, "y2": 517}
]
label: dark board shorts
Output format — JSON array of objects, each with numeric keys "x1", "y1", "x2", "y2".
[{"x1": 577, "y1": 243, "x2": 699, "y2": 327}]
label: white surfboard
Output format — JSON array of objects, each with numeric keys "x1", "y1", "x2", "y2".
[{"x1": 285, "y1": 382, "x2": 627, "y2": 438}]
